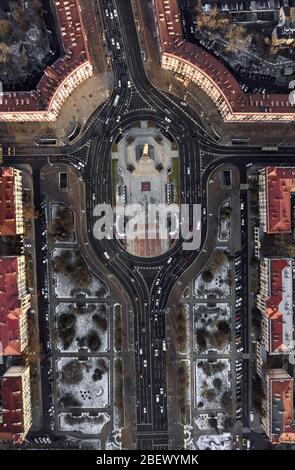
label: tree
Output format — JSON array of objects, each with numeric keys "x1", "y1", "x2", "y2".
[
  {"x1": 58, "y1": 313, "x2": 76, "y2": 350},
  {"x1": 220, "y1": 390, "x2": 233, "y2": 414},
  {"x1": 59, "y1": 393, "x2": 81, "y2": 408},
  {"x1": 0, "y1": 42, "x2": 9, "y2": 63},
  {"x1": 202, "y1": 270, "x2": 214, "y2": 283},
  {"x1": 87, "y1": 330, "x2": 101, "y2": 352},
  {"x1": 51, "y1": 204, "x2": 74, "y2": 241},
  {"x1": 62, "y1": 360, "x2": 83, "y2": 385},
  {"x1": 127, "y1": 163, "x2": 135, "y2": 173},
  {"x1": 220, "y1": 206, "x2": 232, "y2": 220},
  {"x1": 208, "y1": 416, "x2": 218, "y2": 432},
  {"x1": 92, "y1": 313, "x2": 108, "y2": 332},
  {"x1": 156, "y1": 163, "x2": 164, "y2": 172},
  {"x1": 0, "y1": 19, "x2": 10, "y2": 38},
  {"x1": 205, "y1": 388, "x2": 216, "y2": 402},
  {"x1": 97, "y1": 358, "x2": 109, "y2": 373},
  {"x1": 92, "y1": 368, "x2": 103, "y2": 381},
  {"x1": 213, "y1": 377, "x2": 222, "y2": 391},
  {"x1": 196, "y1": 328, "x2": 208, "y2": 352}
]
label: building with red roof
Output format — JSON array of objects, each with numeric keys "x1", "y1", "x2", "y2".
[
  {"x1": 262, "y1": 369, "x2": 295, "y2": 444},
  {"x1": 259, "y1": 167, "x2": 295, "y2": 234},
  {"x1": 0, "y1": 256, "x2": 30, "y2": 356},
  {"x1": 0, "y1": 168, "x2": 24, "y2": 237},
  {"x1": 0, "y1": 365, "x2": 32, "y2": 443},
  {"x1": 0, "y1": 0, "x2": 93, "y2": 122},
  {"x1": 153, "y1": 0, "x2": 295, "y2": 122},
  {"x1": 257, "y1": 258, "x2": 294, "y2": 355}
]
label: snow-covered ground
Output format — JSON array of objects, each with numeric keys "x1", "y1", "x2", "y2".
[
  {"x1": 195, "y1": 359, "x2": 230, "y2": 410},
  {"x1": 196, "y1": 433, "x2": 232, "y2": 450},
  {"x1": 53, "y1": 248, "x2": 107, "y2": 298},
  {"x1": 56, "y1": 303, "x2": 109, "y2": 353},
  {"x1": 194, "y1": 303, "x2": 231, "y2": 353},
  {"x1": 195, "y1": 413, "x2": 225, "y2": 431},
  {"x1": 194, "y1": 252, "x2": 230, "y2": 299},
  {"x1": 57, "y1": 357, "x2": 109, "y2": 409},
  {"x1": 59, "y1": 412, "x2": 109, "y2": 434}
]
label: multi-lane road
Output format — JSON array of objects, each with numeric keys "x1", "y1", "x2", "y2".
[{"x1": 3, "y1": 0, "x2": 295, "y2": 449}]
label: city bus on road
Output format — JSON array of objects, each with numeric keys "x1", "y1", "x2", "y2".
[
  {"x1": 261, "y1": 146, "x2": 278, "y2": 151},
  {"x1": 113, "y1": 95, "x2": 120, "y2": 107}
]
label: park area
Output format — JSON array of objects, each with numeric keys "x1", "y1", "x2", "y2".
[
  {"x1": 56, "y1": 303, "x2": 109, "y2": 353},
  {"x1": 57, "y1": 357, "x2": 110, "y2": 409},
  {"x1": 194, "y1": 249, "x2": 231, "y2": 299},
  {"x1": 194, "y1": 303, "x2": 231, "y2": 353},
  {"x1": 195, "y1": 359, "x2": 232, "y2": 412},
  {"x1": 53, "y1": 248, "x2": 108, "y2": 298}
]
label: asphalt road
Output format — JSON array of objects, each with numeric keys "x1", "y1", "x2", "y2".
[{"x1": 3, "y1": 0, "x2": 295, "y2": 450}]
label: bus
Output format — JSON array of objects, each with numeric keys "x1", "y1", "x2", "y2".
[
  {"x1": 113, "y1": 95, "x2": 120, "y2": 107},
  {"x1": 261, "y1": 146, "x2": 278, "y2": 151},
  {"x1": 231, "y1": 138, "x2": 250, "y2": 145}
]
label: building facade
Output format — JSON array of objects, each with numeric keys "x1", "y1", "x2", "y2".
[
  {"x1": 0, "y1": 256, "x2": 30, "y2": 356},
  {"x1": 0, "y1": 366, "x2": 32, "y2": 443},
  {"x1": 259, "y1": 166, "x2": 295, "y2": 233},
  {"x1": 262, "y1": 369, "x2": 295, "y2": 444},
  {"x1": 0, "y1": 168, "x2": 24, "y2": 237},
  {"x1": 0, "y1": 0, "x2": 93, "y2": 122},
  {"x1": 257, "y1": 258, "x2": 294, "y2": 354},
  {"x1": 153, "y1": 0, "x2": 295, "y2": 122}
]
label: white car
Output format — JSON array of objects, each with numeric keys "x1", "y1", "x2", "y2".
[
  {"x1": 156, "y1": 395, "x2": 160, "y2": 403},
  {"x1": 143, "y1": 407, "x2": 147, "y2": 414},
  {"x1": 143, "y1": 359, "x2": 147, "y2": 367},
  {"x1": 160, "y1": 387, "x2": 164, "y2": 395},
  {"x1": 116, "y1": 42, "x2": 120, "y2": 50},
  {"x1": 116, "y1": 115, "x2": 121, "y2": 122},
  {"x1": 111, "y1": 38, "x2": 115, "y2": 46},
  {"x1": 113, "y1": 9, "x2": 118, "y2": 17},
  {"x1": 167, "y1": 257, "x2": 172, "y2": 264}
]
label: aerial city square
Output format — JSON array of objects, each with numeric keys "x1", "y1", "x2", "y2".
[{"x1": 1, "y1": 0, "x2": 295, "y2": 461}]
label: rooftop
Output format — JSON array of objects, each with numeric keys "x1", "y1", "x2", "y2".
[
  {"x1": 0, "y1": 257, "x2": 25, "y2": 356},
  {"x1": 0, "y1": 168, "x2": 20, "y2": 237},
  {"x1": 265, "y1": 258, "x2": 294, "y2": 354},
  {"x1": 265, "y1": 167, "x2": 295, "y2": 233},
  {"x1": 267, "y1": 369, "x2": 295, "y2": 443},
  {"x1": 154, "y1": 0, "x2": 295, "y2": 120},
  {"x1": 0, "y1": 365, "x2": 30, "y2": 443}
]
